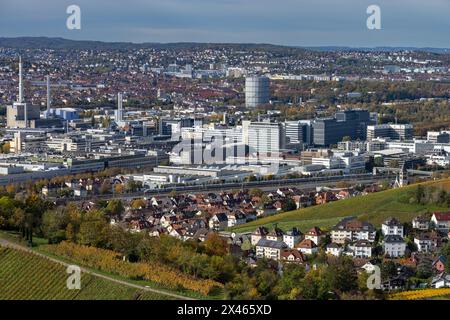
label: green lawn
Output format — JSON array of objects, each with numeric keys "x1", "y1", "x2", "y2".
[{"x1": 232, "y1": 179, "x2": 450, "y2": 233}]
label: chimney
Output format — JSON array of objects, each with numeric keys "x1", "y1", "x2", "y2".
[
  {"x1": 46, "y1": 75, "x2": 51, "y2": 111},
  {"x1": 18, "y1": 56, "x2": 23, "y2": 103},
  {"x1": 117, "y1": 93, "x2": 123, "y2": 122}
]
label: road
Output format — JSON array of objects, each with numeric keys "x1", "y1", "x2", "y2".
[{"x1": 0, "y1": 237, "x2": 195, "y2": 300}]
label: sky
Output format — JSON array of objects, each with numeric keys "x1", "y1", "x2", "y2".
[{"x1": 0, "y1": 0, "x2": 449, "y2": 47}]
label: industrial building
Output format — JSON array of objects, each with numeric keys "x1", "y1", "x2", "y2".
[
  {"x1": 245, "y1": 76, "x2": 270, "y2": 108},
  {"x1": 367, "y1": 124, "x2": 413, "y2": 141}
]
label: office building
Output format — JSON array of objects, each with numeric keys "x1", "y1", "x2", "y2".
[
  {"x1": 367, "y1": 124, "x2": 413, "y2": 141},
  {"x1": 247, "y1": 121, "x2": 285, "y2": 155},
  {"x1": 285, "y1": 120, "x2": 312, "y2": 146},
  {"x1": 312, "y1": 110, "x2": 373, "y2": 146}
]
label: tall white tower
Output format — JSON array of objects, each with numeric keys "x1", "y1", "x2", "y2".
[
  {"x1": 18, "y1": 56, "x2": 23, "y2": 103},
  {"x1": 46, "y1": 75, "x2": 51, "y2": 112},
  {"x1": 117, "y1": 93, "x2": 123, "y2": 122}
]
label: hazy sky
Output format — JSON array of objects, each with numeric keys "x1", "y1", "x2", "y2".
[{"x1": 1, "y1": 0, "x2": 449, "y2": 47}]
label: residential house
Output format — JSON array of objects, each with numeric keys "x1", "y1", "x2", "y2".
[
  {"x1": 414, "y1": 232, "x2": 439, "y2": 253},
  {"x1": 251, "y1": 226, "x2": 269, "y2": 246},
  {"x1": 266, "y1": 225, "x2": 284, "y2": 242},
  {"x1": 331, "y1": 217, "x2": 376, "y2": 244},
  {"x1": 305, "y1": 227, "x2": 323, "y2": 245},
  {"x1": 281, "y1": 249, "x2": 306, "y2": 264},
  {"x1": 208, "y1": 213, "x2": 228, "y2": 231},
  {"x1": 326, "y1": 243, "x2": 343, "y2": 257},
  {"x1": 74, "y1": 185, "x2": 87, "y2": 198},
  {"x1": 226, "y1": 212, "x2": 246, "y2": 227},
  {"x1": 431, "y1": 212, "x2": 450, "y2": 232},
  {"x1": 349, "y1": 240, "x2": 372, "y2": 258},
  {"x1": 283, "y1": 227, "x2": 303, "y2": 249},
  {"x1": 292, "y1": 194, "x2": 313, "y2": 209},
  {"x1": 255, "y1": 239, "x2": 288, "y2": 260},
  {"x1": 296, "y1": 239, "x2": 318, "y2": 255},
  {"x1": 160, "y1": 213, "x2": 178, "y2": 228},
  {"x1": 315, "y1": 192, "x2": 336, "y2": 205},
  {"x1": 382, "y1": 217, "x2": 404, "y2": 237},
  {"x1": 381, "y1": 276, "x2": 407, "y2": 291},
  {"x1": 412, "y1": 215, "x2": 430, "y2": 230},
  {"x1": 432, "y1": 256, "x2": 447, "y2": 273},
  {"x1": 432, "y1": 273, "x2": 450, "y2": 288},
  {"x1": 383, "y1": 235, "x2": 407, "y2": 258},
  {"x1": 361, "y1": 261, "x2": 377, "y2": 273}
]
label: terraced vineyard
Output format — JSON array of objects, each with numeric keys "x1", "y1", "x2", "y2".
[{"x1": 0, "y1": 247, "x2": 175, "y2": 300}]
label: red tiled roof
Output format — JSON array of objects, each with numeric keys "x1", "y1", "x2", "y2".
[{"x1": 433, "y1": 212, "x2": 450, "y2": 221}]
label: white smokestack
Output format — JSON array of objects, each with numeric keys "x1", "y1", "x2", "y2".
[
  {"x1": 18, "y1": 56, "x2": 23, "y2": 103},
  {"x1": 117, "y1": 93, "x2": 123, "y2": 122},
  {"x1": 46, "y1": 75, "x2": 51, "y2": 111}
]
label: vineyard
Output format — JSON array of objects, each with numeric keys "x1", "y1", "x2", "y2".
[
  {"x1": 0, "y1": 247, "x2": 175, "y2": 300},
  {"x1": 41, "y1": 241, "x2": 224, "y2": 296},
  {"x1": 388, "y1": 288, "x2": 450, "y2": 300}
]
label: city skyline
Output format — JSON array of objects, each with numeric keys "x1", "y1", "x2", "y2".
[{"x1": 1, "y1": 0, "x2": 449, "y2": 48}]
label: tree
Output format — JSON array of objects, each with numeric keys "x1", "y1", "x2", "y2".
[
  {"x1": 282, "y1": 198, "x2": 297, "y2": 212},
  {"x1": 415, "y1": 185, "x2": 425, "y2": 204},
  {"x1": 105, "y1": 199, "x2": 124, "y2": 218},
  {"x1": 114, "y1": 183, "x2": 124, "y2": 194},
  {"x1": 42, "y1": 208, "x2": 69, "y2": 243},
  {"x1": 203, "y1": 233, "x2": 228, "y2": 256},
  {"x1": 77, "y1": 210, "x2": 108, "y2": 247},
  {"x1": 131, "y1": 198, "x2": 146, "y2": 210},
  {"x1": 275, "y1": 264, "x2": 305, "y2": 299},
  {"x1": 416, "y1": 257, "x2": 433, "y2": 279},
  {"x1": 342, "y1": 136, "x2": 351, "y2": 142},
  {"x1": 440, "y1": 243, "x2": 450, "y2": 273},
  {"x1": 249, "y1": 188, "x2": 264, "y2": 197},
  {"x1": 381, "y1": 260, "x2": 397, "y2": 279},
  {"x1": 325, "y1": 256, "x2": 358, "y2": 293},
  {"x1": 100, "y1": 180, "x2": 111, "y2": 194}
]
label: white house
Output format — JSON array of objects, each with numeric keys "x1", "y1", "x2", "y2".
[
  {"x1": 304, "y1": 227, "x2": 323, "y2": 245},
  {"x1": 296, "y1": 239, "x2": 318, "y2": 255},
  {"x1": 282, "y1": 228, "x2": 303, "y2": 249},
  {"x1": 412, "y1": 215, "x2": 430, "y2": 230},
  {"x1": 331, "y1": 217, "x2": 376, "y2": 244},
  {"x1": 361, "y1": 262, "x2": 377, "y2": 273},
  {"x1": 208, "y1": 213, "x2": 228, "y2": 231},
  {"x1": 226, "y1": 212, "x2": 246, "y2": 227},
  {"x1": 383, "y1": 235, "x2": 407, "y2": 258},
  {"x1": 414, "y1": 233, "x2": 438, "y2": 253},
  {"x1": 326, "y1": 243, "x2": 343, "y2": 256},
  {"x1": 350, "y1": 240, "x2": 372, "y2": 258},
  {"x1": 432, "y1": 273, "x2": 450, "y2": 289},
  {"x1": 255, "y1": 239, "x2": 288, "y2": 260},
  {"x1": 251, "y1": 227, "x2": 268, "y2": 246},
  {"x1": 382, "y1": 217, "x2": 404, "y2": 237}
]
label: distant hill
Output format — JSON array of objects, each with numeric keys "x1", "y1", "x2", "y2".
[
  {"x1": 231, "y1": 178, "x2": 450, "y2": 233},
  {"x1": 0, "y1": 37, "x2": 297, "y2": 51},
  {"x1": 0, "y1": 37, "x2": 448, "y2": 53}
]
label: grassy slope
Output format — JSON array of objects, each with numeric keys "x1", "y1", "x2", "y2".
[
  {"x1": 0, "y1": 230, "x2": 214, "y2": 300},
  {"x1": 0, "y1": 247, "x2": 174, "y2": 300},
  {"x1": 232, "y1": 179, "x2": 450, "y2": 233}
]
